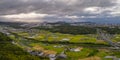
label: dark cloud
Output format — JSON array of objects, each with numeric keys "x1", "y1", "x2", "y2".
[
  {"x1": 0, "y1": 0, "x2": 119, "y2": 23},
  {"x1": 0, "y1": 0, "x2": 115, "y2": 15}
]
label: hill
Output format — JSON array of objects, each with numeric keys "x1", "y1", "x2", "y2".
[{"x1": 0, "y1": 32, "x2": 41, "y2": 60}]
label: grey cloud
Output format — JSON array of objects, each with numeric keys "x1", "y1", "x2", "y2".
[
  {"x1": 0, "y1": 0, "x2": 119, "y2": 23},
  {"x1": 0, "y1": 17, "x2": 14, "y2": 22},
  {"x1": 0, "y1": 0, "x2": 115, "y2": 15}
]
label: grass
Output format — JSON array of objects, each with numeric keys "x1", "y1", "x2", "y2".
[
  {"x1": 8, "y1": 30, "x2": 120, "y2": 60},
  {"x1": 0, "y1": 33, "x2": 43, "y2": 60}
]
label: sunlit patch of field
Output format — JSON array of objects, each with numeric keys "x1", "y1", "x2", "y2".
[
  {"x1": 43, "y1": 50, "x2": 57, "y2": 55},
  {"x1": 112, "y1": 34, "x2": 120, "y2": 42},
  {"x1": 79, "y1": 56, "x2": 101, "y2": 60},
  {"x1": 30, "y1": 43, "x2": 64, "y2": 53},
  {"x1": 32, "y1": 45, "x2": 57, "y2": 55},
  {"x1": 32, "y1": 45, "x2": 44, "y2": 51}
]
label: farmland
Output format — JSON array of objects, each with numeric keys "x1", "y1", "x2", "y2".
[{"x1": 7, "y1": 29, "x2": 120, "y2": 60}]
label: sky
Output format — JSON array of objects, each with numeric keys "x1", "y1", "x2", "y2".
[{"x1": 0, "y1": 0, "x2": 120, "y2": 23}]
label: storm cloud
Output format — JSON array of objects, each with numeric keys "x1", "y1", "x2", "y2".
[{"x1": 0, "y1": 0, "x2": 120, "y2": 23}]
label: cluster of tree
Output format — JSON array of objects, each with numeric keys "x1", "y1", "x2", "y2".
[
  {"x1": 98, "y1": 27, "x2": 120, "y2": 34},
  {"x1": 51, "y1": 25, "x2": 96, "y2": 34},
  {"x1": 35, "y1": 24, "x2": 120, "y2": 34},
  {"x1": 0, "y1": 32, "x2": 42, "y2": 60},
  {"x1": 0, "y1": 22, "x2": 26, "y2": 28}
]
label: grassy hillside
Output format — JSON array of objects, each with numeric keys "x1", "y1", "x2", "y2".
[{"x1": 0, "y1": 33, "x2": 41, "y2": 60}]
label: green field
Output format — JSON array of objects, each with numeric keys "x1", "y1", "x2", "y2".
[{"x1": 6, "y1": 30, "x2": 120, "y2": 60}]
